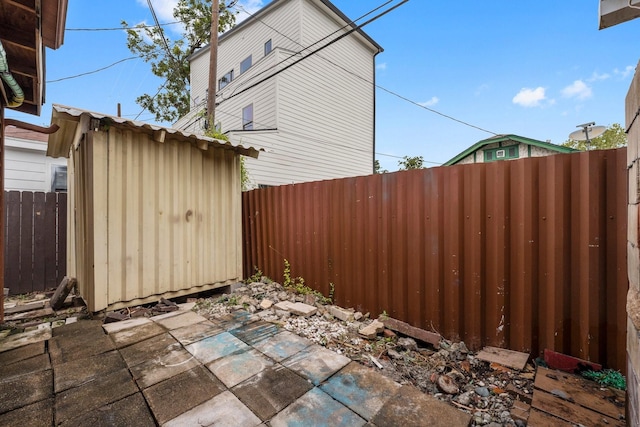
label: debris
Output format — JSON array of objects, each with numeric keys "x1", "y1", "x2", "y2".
[
  {"x1": 437, "y1": 375, "x2": 459, "y2": 394},
  {"x1": 287, "y1": 302, "x2": 317, "y2": 317},
  {"x1": 103, "y1": 312, "x2": 128, "y2": 324},
  {"x1": 329, "y1": 305, "x2": 355, "y2": 322},
  {"x1": 50, "y1": 276, "x2": 77, "y2": 310},
  {"x1": 543, "y1": 348, "x2": 602, "y2": 374},
  {"x1": 358, "y1": 320, "x2": 384, "y2": 339},
  {"x1": 475, "y1": 386, "x2": 490, "y2": 397},
  {"x1": 381, "y1": 316, "x2": 441, "y2": 346},
  {"x1": 581, "y1": 369, "x2": 626, "y2": 390},
  {"x1": 259, "y1": 299, "x2": 273, "y2": 310},
  {"x1": 369, "y1": 354, "x2": 383, "y2": 369},
  {"x1": 476, "y1": 346, "x2": 529, "y2": 371},
  {"x1": 397, "y1": 337, "x2": 418, "y2": 351}
]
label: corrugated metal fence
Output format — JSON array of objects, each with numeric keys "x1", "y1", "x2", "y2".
[
  {"x1": 242, "y1": 148, "x2": 628, "y2": 371},
  {"x1": 4, "y1": 191, "x2": 67, "y2": 294}
]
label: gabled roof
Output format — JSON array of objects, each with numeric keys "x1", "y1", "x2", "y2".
[
  {"x1": 47, "y1": 104, "x2": 261, "y2": 159},
  {"x1": 192, "y1": 0, "x2": 383, "y2": 61},
  {"x1": 443, "y1": 134, "x2": 578, "y2": 166},
  {"x1": 0, "y1": 0, "x2": 68, "y2": 115}
]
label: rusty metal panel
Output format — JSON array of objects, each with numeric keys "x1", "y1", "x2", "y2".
[{"x1": 242, "y1": 148, "x2": 629, "y2": 371}]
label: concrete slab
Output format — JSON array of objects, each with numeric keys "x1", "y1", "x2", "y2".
[
  {"x1": 232, "y1": 364, "x2": 313, "y2": 421},
  {"x1": 185, "y1": 331, "x2": 250, "y2": 365},
  {"x1": 151, "y1": 310, "x2": 208, "y2": 330},
  {"x1": 130, "y1": 346, "x2": 201, "y2": 389},
  {"x1": 370, "y1": 384, "x2": 472, "y2": 427},
  {"x1": 282, "y1": 344, "x2": 351, "y2": 386},
  {"x1": 58, "y1": 392, "x2": 155, "y2": 427},
  {"x1": 55, "y1": 368, "x2": 138, "y2": 425},
  {"x1": 169, "y1": 320, "x2": 223, "y2": 345},
  {"x1": 101, "y1": 316, "x2": 151, "y2": 334},
  {"x1": 52, "y1": 319, "x2": 104, "y2": 338},
  {"x1": 0, "y1": 398, "x2": 53, "y2": 427},
  {"x1": 288, "y1": 302, "x2": 318, "y2": 317},
  {"x1": 0, "y1": 353, "x2": 50, "y2": 381},
  {"x1": 164, "y1": 391, "x2": 262, "y2": 427},
  {"x1": 269, "y1": 388, "x2": 366, "y2": 427},
  {"x1": 229, "y1": 320, "x2": 280, "y2": 346},
  {"x1": 248, "y1": 330, "x2": 313, "y2": 362},
  {"x1": 0, "y1": 369, "x2": 52, "y2": 415},
  {"x1": 53, "y1": 350, "x2": 126, "y2": 393},
  {"x1": 107, "y1": 321, "x2": 166, "y2": 349},
  {"x1": 0, "y1": 341, "x2": 44, "y2": 366},
  {"x1": 143, "y1": 365, "x2": 225, "y2": 425},
  {"x1": 0, "y1": 327, "x2": 51, "y2": 353},
  {"x1": 119, "y1": 333, "x2": 181, "y2": 368},
  {"x1": 49, "y1": 321, "x2": 115, "y2": 365},
  {"x1": 216, "y1": 310, "x2": 259, "y2": 331},
  {"x1": 177, "y1": 302, "x2": 196, "y2": 311},
  {"x1": 320, "y1": 361, "x2": 401, "y2": 420},
  {"x1": 206, "y1": 348, "x2": 273, "y2": 388}
]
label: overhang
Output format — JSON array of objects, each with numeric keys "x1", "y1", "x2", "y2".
[
  {"x1": 47, "y1": 104, "x2": 262, "y2": 159},
  {"x1": 599, "y1": 0, "x2": 640, "y2": 29}
]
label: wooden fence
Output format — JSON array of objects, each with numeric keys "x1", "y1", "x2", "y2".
[
  {"x1": 5, "y1": 191, "x2": 67, "y2": 295},
  {"x1": 242, "y1": 148, "x2": 628, "y2": 372}
]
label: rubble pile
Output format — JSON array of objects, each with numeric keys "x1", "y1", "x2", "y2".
[{"x1": 193, "y1": 279, "x2": 535, "y2": 426}]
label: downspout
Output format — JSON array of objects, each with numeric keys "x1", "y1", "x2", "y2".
[
  {"x1": 0, "y1": 40, "x2": 25, "y2": 108},
  {"x1": 373, "y1": 48, "x2": 381, "y2": 174}
]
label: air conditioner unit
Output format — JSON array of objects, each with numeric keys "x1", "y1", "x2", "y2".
[{"x1": 496, "y1": 150, "x2": 506, "y2": 158}]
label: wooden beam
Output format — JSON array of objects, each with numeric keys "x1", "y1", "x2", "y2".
[{"x1": 1, "y1": 106, "x2": 5, "y2": 323}]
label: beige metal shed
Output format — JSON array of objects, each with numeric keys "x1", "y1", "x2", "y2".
[{"x1": 47, "y1": 104, "x2": 260, "y2": 312}]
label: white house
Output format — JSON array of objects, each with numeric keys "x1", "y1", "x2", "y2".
[
  {"x1": 174, "y1": 0, "x2": 383, "y2": 188},
  {"x1": 4, "y1": 127, "x2": 67, "y2": 192}
]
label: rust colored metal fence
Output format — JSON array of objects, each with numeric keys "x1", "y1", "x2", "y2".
[
  {"x1": 242, "y1": 148, "x2": 628, "y2": 371},
  {"x1": 4, "y1": 191, "x2": 67, "y2": 295}
]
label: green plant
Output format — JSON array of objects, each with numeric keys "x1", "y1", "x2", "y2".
[
  {"x1": 380, "y1": 310, "x2": 389, "y2": 320},
  {"x1": 282, "y1": 259, "x2": 331, "y2": 304},
  {"x1": 582, "y1": 369, "x2": 626, "y2": 390},
  {"x1": 328, "y1": 282, "x2": 335, "y2": 304},
  {"x1": 245, "y1": 266, "x2": 263, "y2": 284}
]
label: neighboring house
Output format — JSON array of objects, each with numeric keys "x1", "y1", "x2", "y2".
[
  {"x1": 174, "y1": 0, "x2": 383, "y2": 188},
  {"x1": 443, "y1": 134, "x2": 577, "y2": 166},
  {"x1": 4, "y1": 127, "x2": 67, "y2": 192}
]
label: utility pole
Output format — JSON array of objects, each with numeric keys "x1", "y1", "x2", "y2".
[{"x1": 206, "y1": 0, "x2": 219, "y2": 131}]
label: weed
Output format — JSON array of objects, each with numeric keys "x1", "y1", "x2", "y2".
[
  {"x1": 283, "y1": 259, "x2": 332, "y2": 304},
  {"x1": 245, "y1": 266, "x2": 264, "y2": 284}
]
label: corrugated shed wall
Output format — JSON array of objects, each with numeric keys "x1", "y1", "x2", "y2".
[
  {"x1": 243, "y1": 149, "x2": 628, "y2": 371},
  {"x1": 69, "y1": 128, "x2": 242, "y2": 312}
]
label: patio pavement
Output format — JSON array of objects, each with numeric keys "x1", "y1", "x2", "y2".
[{"x1": 0, "y1": 304, "x2": 472, "y2": 426}]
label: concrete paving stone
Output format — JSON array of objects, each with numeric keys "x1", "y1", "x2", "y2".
[
  {"x1": 58, "y1": 392, "x2": 155, "y2": 427},
  {"x1": 216, "y1": 310, "x2": 259, "y2": 331},
  {"x1": 101, "y1": 316, "x2": 151, "y2": 334},
  {"x1": 206, "y1": 348, "x2": 274, "y2": 388},
  {"x1": 274, "y1": 301, "x2": 293, "y2": 311},
  {"x1": 0, "y1": 327, "x2": 51, "y2": 353},
  {"x1": 185, "y1": 331, "x2": 250, "y2": 365},
  {"x1": 229, "y1": 320, "x2": 280, "y2": 346},
  {"x1": 288, "y1": 302, "x2": 318, "y2": 317},
  {"x1": 119, "y1": 333, "x2": 181, "y2": 368},
  {"x1": 177, "y1": 302, "x2": 196, "y2": 311},
  {"x1": 320, "y1": 361, "x2": 402, "y2": 420},
  {"x1": 151, "y1": 310, "x2": 208, "y2": 330},
  {"x1": 0, "y1": 341, "x2": 45, "y2": 366},
  {"x1": 269, "y1": 388, "x2": 366, "y2": 427},
  {"x1": 143, "y1": 365, "x2": 225, "y2": 425},
  {"x1": 164, "y1": 391, "x2": 262, "y2": 427},
  {"x1": 0, "y1": 398, "x2": 53, "y2": 427},
  {"x1": 282, "y1": 344, "x2": 351, "y2": 386},
  {"x1": 0, "y1": 369, "x2": 52, "y2": 415},
  {"x1": 169, "y1": 320, "x2": 223, "y2": 346},
  {"x1": 252, "y1": 330, "x2": 312, "y2": 362},
  {"x1": 0, "y1": 353, "x2": 50, "y2": 382},
  {"x1": 149, "y1": 309, "x2": 184, "y2": 322},
  {"x1": 53, "y1": 350, "x2": 126, "y2": 393},
  {"x1": 55, "y1": 368, "x2": 138, "y2": 425},
  {"x1": 107, "y1": 320, "x2": 166, "y2": 349},
  {"x1": 52, "y1": 319, "x2": 104, "y2": 338},
  {"x1": 130, "y1": 346, "x2": 201, "y2": 389},
  {"x1": 49, "y1": 321, "x2": 115, "y2": 365},
  {"x1": 232, "y1": 364, "x2": 313, "y2": 421},
  {"x1": 370, "y1": 384, "x2": 472, "y2": 427}
]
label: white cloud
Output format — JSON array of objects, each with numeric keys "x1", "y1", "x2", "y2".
[
  {"x1": 376, "y1": 62, "x2": 387, "y2": 71},
  {"x1": 236, "y1": 0, "x2": 265, "y2": 22},
  {"x1": 561, "y1": 80, "x2": 592, "y2": 100},
  {"x1": 512, "y1": 87, "x2": 547, "y2": 107},
  {"x1": 140, "y1": 0, "x2": 177, "y2": 22},
  {"x1": 614, "y1": 65, "x2": 635, "y2": 79},
  {"x1": 419, "y1": 96, "x2": 439, "y2": 107},
  {"x1": 587, "y1": 71, "x2": 610, "y2": 82},
  {"x1": 475, "y1": 83, "x2": 489, "y2": 96}
]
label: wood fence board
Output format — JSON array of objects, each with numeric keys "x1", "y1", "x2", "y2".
[
  {"x1": 44, "y1": 193, "x2": 57, "y2": 289},
  {"x1": 18, "y1": 191, "x2": 33, "y2": 294},
  {"x1": 32, "y1": 192, "x2": 46, "y2": 290},
  {"x1": 57, "y1": 192, "x2": 67, "y2": 285},
  {"x1": 5, "y1": 191, "x2": 21, "y2": 291}
]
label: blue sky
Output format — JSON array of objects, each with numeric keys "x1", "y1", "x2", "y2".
[{"x1": 5, "y1": 0, "x2": 640, "y2": 171}]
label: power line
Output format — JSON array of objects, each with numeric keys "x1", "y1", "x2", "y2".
[
  {"x1": 46, "y1": 57, "x2": 139, "y2": 83},
  {"x1": 66, "y1": 21, "x2": 182, "y2": 31}
]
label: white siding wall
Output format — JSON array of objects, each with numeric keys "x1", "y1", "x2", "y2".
[
  {"x1": 5, "y1": 136, "x2": 66, "y2": 191},
  {"x1": 181, "y1": 0, "x2": 379, "y2": 187}
]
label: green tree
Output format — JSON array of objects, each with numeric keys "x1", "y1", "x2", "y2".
[
  {"x1": 398, "y1": 155, "x2": 424, "y2": 170},
  {"x1": 374, "y1": 160, "x2": 388, "y2": 174},
  {"x1": 562, "y1": 123, "x2": 627, "y2": 151},
  {"x1": 122, "y1": 0, "x2": 237, "y2": 123}
]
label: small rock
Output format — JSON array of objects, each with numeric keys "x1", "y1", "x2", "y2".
[
  {"x1": 323, "y1": 312, "x2": 334, "y2": 321},
  {"x1": 259, "y1": 299, "x2": 273, "y2": 310},
  {"x1": 303, "y1": 294, "x2": 316, "y2": 306},
  {"x1": 354, "y1": 311, "x2": 363, "y2": 321},
  {"x1": 288, "y1": 302, "x2": 318, "y2": 317},
  {"x1": 329, "y1": 305, "x2": 355, "y2": 322},
  {"x1": 397, "y1": 337, "x2": 417, "y2": 351},
  {"x1": 104, "y1": 312, "x2": 128, "y2": 324},
  {"x1": 475, "y1": 386, "x2": 490, "y2": 397},
  {"x1": 275, "y1": 309, "x2": 290, "y2": 318},
  {"x1": 436, "y1": 374, "x2": 459, "y2": 394},
  {"x1": 277, "y1": 291, "x2": 289, "y2": 300},
  {"x1": 358, "y1": 320, "x2": 385, "y2": 339},
  {"x1": 383, "y1": 329, "x2": 397, "y2": 339},
  {"x1": 274, "y1": 301, "x2": 293, "y2": 311},
  {"x1": 458, "y1": 341, "x2": 469, "y2": 353},
  {"x1": 387, "y1": 349, "x2": 403, "y2": 359},
  {"x1": 455, "y1": 391, "x2": 473, "y2": 406}
]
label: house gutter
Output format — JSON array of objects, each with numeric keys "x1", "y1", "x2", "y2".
[{"x1": 0, "y1": 41, "x2": 25, "y2": 108}]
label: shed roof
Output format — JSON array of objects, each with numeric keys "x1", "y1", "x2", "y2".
[
  {"x1": 46, "y1": 104, "x2": 261, "y2": 159},
  {"x1": 443, "y1": 134, "x2": 578, "y2": 166}
]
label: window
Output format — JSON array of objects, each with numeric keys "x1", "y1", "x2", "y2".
[
  {"x1": 51, "y1": 165, "x2": 67, "y2": 192},
  {"x1": 240, "y1": 55, "x2": 252, "y2": 74},
  {"x1": 219, "y1": 70, "x2": 234, "y2": 89},
  {"x1": 484, "y1": 146, "x2": 519, "y2": 162},
  {"x1": 264, "y1": 39, "x2": 272, "y2": 56},
  {"x1": 242, "y1": 104, "x2": 254, "y2": 130}
]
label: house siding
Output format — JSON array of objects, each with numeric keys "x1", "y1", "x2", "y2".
[
  {"x1": 178, "y1": 0, "x2": 379, "y2": 187},
  {"x1": 455, "y1": 143, "x2": 567, "y2": 165}
]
